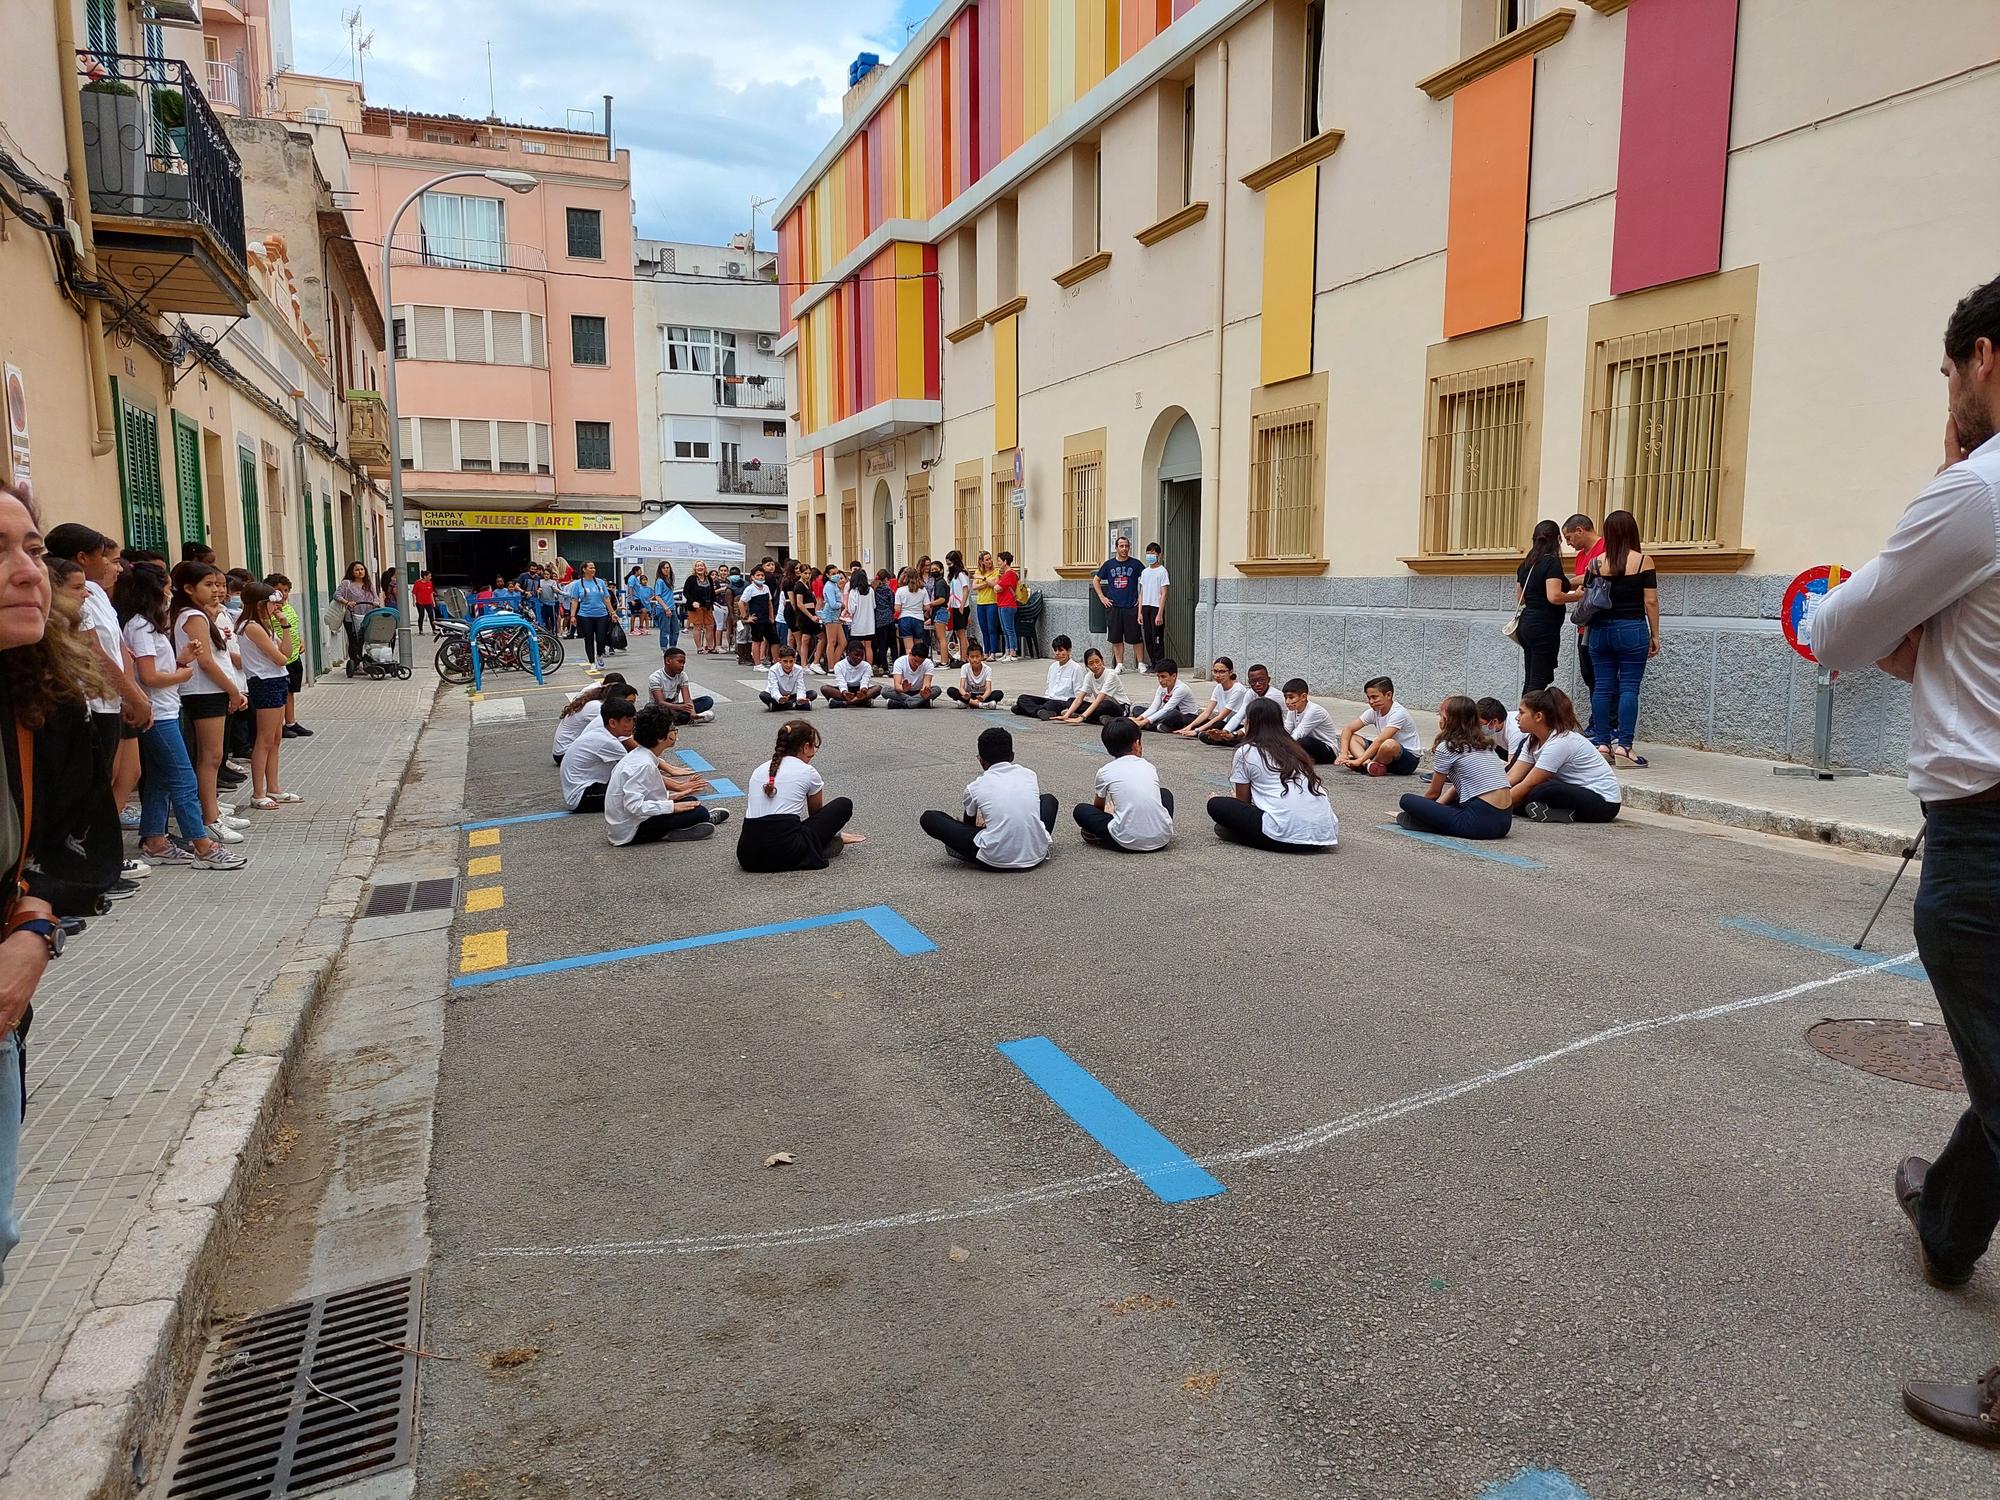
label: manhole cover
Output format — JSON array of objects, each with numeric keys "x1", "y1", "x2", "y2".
[
  {"x1": 161, "y1": 1273, "x2": 423, "y2": 1498},
  {"x1": 1806, "y1": 1019, "x2": 1964, "y2": 1092},
  {"x1": 361, "y1": 878, "x2": 456, "y2": 918}
]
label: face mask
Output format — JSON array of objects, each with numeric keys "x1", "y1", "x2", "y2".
[{"x1": 1146, "y1": 553, "x2": 1159, "y2": 564}]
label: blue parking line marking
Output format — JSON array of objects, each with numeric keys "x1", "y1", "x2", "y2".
[
  {"x1": 451, "y1": 904, "x2": 936, "y2": 989},
  {"x1": 996, "y1": 1037, "x2": 1224, "y2": 1205},
  {"x1": 697, "y1": 778, "x2": 744, "y2": 801},
  {"x1": 1722, "y1": 916, "x2": 1928, "y2": 982},
  {"x1": 1197, "y1": 772, "x2": 1233, "y2": 790},
  {"x1": 1478, "y1": 1470, "x2": 1592, "y2": 1500},
  {"x1": 675, "y1": 749, "x2": 716, "y2": 773},
  {"x1": 1380, "y1": 823, "x2": 1545, "y2": 870},
  {"x1": 461, "y1": 811, "x2": 570, "y2": 831}
]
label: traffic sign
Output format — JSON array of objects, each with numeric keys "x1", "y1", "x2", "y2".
[{"x1": 1780, "y1": 564, "x2": 1848, "y2": 664}]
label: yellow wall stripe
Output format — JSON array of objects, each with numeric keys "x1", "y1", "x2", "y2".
[
  {"x1": 994, "y1": 312, "x2": 1020, "y2": 452},
  {"x1": 1260, "y1": 164, "x2": 1320, "y2": 387}
]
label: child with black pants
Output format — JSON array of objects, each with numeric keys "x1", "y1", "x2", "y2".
[
  {"x1": 920, "y1": 726, "x2": 1056, "y2": 869},
  {"x1": 760, "y1": 644, "x2": 816, "y2": 711},
  {"x1": 1206, "y1": 699, "x2": 1338, "y2": 852},
  {"x1": 946, "y1": 640, "x2": 1005, "y2": 707},
  {"x1": 605, "y1": 706, "x2": 725, "y2": 844},
  {"x1": 736, "y1": 719, "x2": 866, "y2": 870},
  {"x1": 1073, "y1": 717, "x2": 1175, "y2": 851}
]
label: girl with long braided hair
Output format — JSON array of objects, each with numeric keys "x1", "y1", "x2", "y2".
[{"x1": 734, "y1": 719, "x2": 863, "y2": 872}]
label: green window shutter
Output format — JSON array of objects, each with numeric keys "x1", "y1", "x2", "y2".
[
  {"x1": 237, "y1": 448, "x2": 263, "y2": 576},
  {"x1": 171, "y1": 413, "x2": 205, "y2": 548},
  {"x1": 120, "y1": 400, "x2": 167, "y2": 553}
]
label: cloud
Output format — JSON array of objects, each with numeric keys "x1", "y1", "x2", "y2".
[{"x1": 292, "y1": 0, "x2": 928, "y2": 243}]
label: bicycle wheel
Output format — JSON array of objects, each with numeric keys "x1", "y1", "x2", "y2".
[
  {"x1": 534, "y1": 630, "x2": 564, "y2": 672},
  {"x1": 435, "y1": 636, "x2": 473, "y2": 685}
]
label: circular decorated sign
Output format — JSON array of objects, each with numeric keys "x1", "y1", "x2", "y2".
[{"x1": 1780, "y1": 565, "x2": 1849, "y2": 663}]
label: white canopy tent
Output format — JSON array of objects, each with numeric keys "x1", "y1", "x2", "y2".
[{"x1": 612, "y1": 505, "x2": 747, "y2": 565}]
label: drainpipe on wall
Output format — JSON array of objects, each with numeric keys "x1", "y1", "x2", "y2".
[
  {"x1": 1203, "y1": 37, "x2": 1230, "y2": 665},
  {"x1": 603, "y1": 95, "x2": 614, "y2": 162},
  {"x1": 52, "y1": 0, "x2": 117, "y2": 456}
]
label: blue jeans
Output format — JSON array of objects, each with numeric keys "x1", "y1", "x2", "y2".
[
  {"x1": 976, "y1": 602, "x2": 1000, "y2": 652},
  {"x1": 138, "y1": 721, "x2": 207, "y2": 841},
  {"x1": 998, "y1": 606, "x2": 1019, "y2": 653},
  {"x1": 0, "y1": 1032, "x2": 20, "y2": 1283},
  {"x1": 1912, "y1": 801, "x2": 2000, "y2": 1278},
  {"x1": 1587, "y1": 617, "x2": 1651, "y2": 750},
  {"x1": 1399, "y1": 792, "x2": 1512, "y2": 840}
]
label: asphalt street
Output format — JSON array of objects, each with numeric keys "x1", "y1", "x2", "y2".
[{"x1": 415, "y1": 652, "x2": 1990, "y2": 1500}]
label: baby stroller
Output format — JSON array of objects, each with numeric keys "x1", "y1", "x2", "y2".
[{"x1": 357, "y1": 607, "x2": 411, "y2": 679}]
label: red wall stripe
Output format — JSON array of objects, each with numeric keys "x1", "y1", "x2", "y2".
[
  {"x1": 1610, "y1": 0, "x2": 1739, "y2": 295},
  {"x1": 922, "y1": 244, "x2": 941, "y2": 401}
]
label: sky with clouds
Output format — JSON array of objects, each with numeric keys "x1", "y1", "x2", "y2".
[{"x1": 292, "y1": 0, "x2": 935, "y2": 248}]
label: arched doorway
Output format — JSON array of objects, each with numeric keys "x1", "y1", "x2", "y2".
[
  {"x1": 1153, "y1": 413, "x2": 1202, "y2": 665},
  {"x1": 873, "y1": 478, "x2": 894, "y2": 573}
]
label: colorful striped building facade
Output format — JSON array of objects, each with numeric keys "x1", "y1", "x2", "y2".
[{"x1": 777, "y1": 0, "x2": 1997, "y2": 769}]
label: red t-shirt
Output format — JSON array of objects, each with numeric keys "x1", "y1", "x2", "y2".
[
  {"x1": 1576, "y1": 538, "x2": 1605, "y2": 573},
  {"x1": 996, "y1": 568, "x2": 1019, "y2": 609},
  {"x1": 412, "y1": 578, "x2": 435, "y2": 606}
]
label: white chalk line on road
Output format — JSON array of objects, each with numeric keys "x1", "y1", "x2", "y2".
[{"x1": 476, "y1": 948, "x2": 1921, "y2": 1262}]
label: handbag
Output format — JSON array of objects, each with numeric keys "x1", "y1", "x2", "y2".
[
  {"x1": 1501, "y1": 603, "x2": 1524, "y2": 642},
  {"x1": 606, "y1": 617, "x2": 628, "y2": 651},
  {"x1": 1571, "y1": 562, "x2": 1614, "y2": 628}
]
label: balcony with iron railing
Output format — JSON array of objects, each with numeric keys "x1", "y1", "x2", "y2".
[
  {"x1": 715, "y1": 374, "x2": 786, "y2": 411},
  {"x1": 204, "y1": 57, "x2": 246, "y2": 114},
  {"x1": 76, "y1": 51, "x2": 251, "y2": 316},
  {"x1": 382, "y1": 232, "x2": 548, "y2": 274},
  {"x1": 718, "y1": 458, "x2": 788, "y2": 496}
]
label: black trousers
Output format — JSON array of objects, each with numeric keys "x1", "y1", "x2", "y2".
[
  {"x1": 947, "y1": 687, "x2": 1005, "y2": 706},
  {"x1": 1576, "y1": 629, "x2": 1596, "y2": 727},
  {"x1": 760, "y1": 691, "x2": 816, "y2": 710},
  {"x1": 1140, "y1": 708, "x2": 1195, "y2": 734},
  {"x1": 627, "y1": 807, "x2": 711, "y2": 843},
  {"x1": 1518, "y1": 625, "x2": 1561, "y2": 695},
  {"x1": 1013, "y1": 693, "x2": 1069, "y2": 717},
  {"x1": 342, "y1": 616, "x2": 363, "y2": 671},
  {"x1": 920, "y1": 795, "x2": 1057, "y2": 866},
  {"x1": 1073, "y1": 787, "x2": 1174, "y2": 848},
  {"x1": 578, "y1": 615, "x2": 607, "y2": 664},
  {"x1": 571, "y1": 784, "x2": 608, "y2": 814},
  {"x1": 1140, "y1": 605, "x2": 1166, "y2": 666},
  {"x1": 1520, "y1": 782, "x2": 1619, "y2": 822},
  {"x1": 1206, "y1": 795, "x2": 1321, "y2": 852},
  {"x1": 735, "y1": 799, "x2": 854, "y2": 872},
  {"x1": 1296, "y1": 733, "x2": 1339, "y2": 764}
]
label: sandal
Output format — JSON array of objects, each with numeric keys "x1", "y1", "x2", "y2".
[
  {"x1": 250, "y1": 797, "x2": 280, "y2": 810},
  {"x1": 274, "y1": 791, "x2": 302, "y2": 802},
  {"x1": 1613, "y1": 748, "x2": 1649, "y2": 769}
]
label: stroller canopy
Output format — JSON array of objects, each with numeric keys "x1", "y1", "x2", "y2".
[{"x1": 612, "y1": 505, "x2": 746, "y2": 565}]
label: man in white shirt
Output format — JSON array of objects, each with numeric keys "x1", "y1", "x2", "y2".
[
  {"x1": 1203, "y1": 662, "x2": 1283, "y2": 746},
  {"x1": 1131, "y1": 658, "x2": 1196, "y2": 733},
  {"x1": 823, "y1": 641, "x2": 881, "y2": 706},
  {"x1": 760, "y1": 644, "x2": 816, "y2": 711},
  {"x1": 1813, "y1": 274, "x2": 2000, "y2": 1449},
  {"x1": 1283, "y1": 678, "x2": 1339, "y2": 762},
  {"x1": 562, "y1": 696, "x2": 637, "y2": 812},
  {"x1": 883, "y1": 640, "x2": 941, "y2": 708},
  {"x1": 1338, "y1": 676, "x2": 1424, "y2": 776},
  {"x1": 648, "y1": 647, "x2": 715, "y2": 723},
  {"x1": 1137, "y1": 542, "x2": 1171, "y2": 672},
  {"x1": 603, "y1": 705, "x2": 724, "y2": 844},
  {"x1": 919, "y1": 726, "x2": 1056, "y2": 870},
  {"x1": 1074, "y1": 717, "x2": 1174, "y2": 851},
  {"x1": 1013, "y1": 635, "x2": 1085, "y2": 718}
]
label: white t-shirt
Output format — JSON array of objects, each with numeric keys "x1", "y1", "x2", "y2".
[
  {"x1": 1093, "y1": 754, "x2": 1172, "y2": 851},
  {"x1": 175, "y1": 609, "x2": 233, "y2": 698},
  {"x1": 1286, "y1": 700, "x2": 1335, "y2": 745},
  {"x1": 1138, "y1": 680, "x2": 1195, "y2": 722},
  {"x1": 1078, "y1": 666, "x2": 1127, "y2": 704},
  {"x1": 1041, "y1": 658, "x2": 1085, "y2": 702},
  {"x1": 831, "y1": 657, "x2": 873, "y2": 692},
  {"x1": 964, "y1": 760, "x2": 1050, "y2": 869},
  {"x1": 766, "y1": 662, "x2": 809, "y2": 697},
  {"x1": 1434, "y1": 742, "x2": 1512, "y2": 802},
  {"x1": 1360, "y1": 701, "x2": 1424, "y2": 754},
  {"x1": 1230, "y1": 743, "x2": 1338, "y2": 846},
  {"x1": 604, "y1": 744, "x2": 675, "y2": 845},
  {"x1": 123, "y1": 616, "x2": 183, "y2": 720},
  {"x1": 1206, "y1": 679, "x2": 1251, "y2": 724},
  {"x1": 82, "y1": 581, "x2": 124, "y2": 715},
  {"x1": 1527, "y1": 730, "x2": 1624, "y2": 803},
  {"x1": 1138, "y1": 563, "x2": 1170, "y2": 609},
  {"x1": 890, "y1": 655, "x2": 932, "y2": 690},
  {"x1": 1488, "y1": 711, "x2": 1528, "y2": 760},
  {"x1": 948, "y1": 571, "x2": 972, "y2": 609},
  {"x1": 894, "y1": 586, "x2": 927, "y2": 622},
  {"x1": 649, "y1": 667, "x2": 691, "y2": 705},
  {"x1": 746, "y1": 755, "x2": 823, "y2": 819},
  {"x1": 844, "y1": 585, "x2": 876, "y2": 635},
  {"x1": 960, "y1": 662, "x2": 994, "y2": 696},
  {"x1": 237, "y1": 617, "x2": 289, "y2": 680},
  {"x1": 1226, "y1": 685, "x2": 1284, "y2": 734},
  {"x1": 553, "y1": 698, "x2": 603, "y2": 758},
  {"x1": 561, "y1": 719, "x2": 628, "y2": 808}
]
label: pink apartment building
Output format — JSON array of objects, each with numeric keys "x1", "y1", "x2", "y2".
[{"x1": 336, "y1": 97, "x2": 641, "y2": 584}]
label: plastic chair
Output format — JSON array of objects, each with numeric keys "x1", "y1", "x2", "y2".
[{"x1": 1015, "y1": 592, "x2": 1047, "y2": 658}]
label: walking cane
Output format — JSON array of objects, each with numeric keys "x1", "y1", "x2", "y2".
[{"x1": 1856, "y1": 821, "x2": 1926, "y2": 951}]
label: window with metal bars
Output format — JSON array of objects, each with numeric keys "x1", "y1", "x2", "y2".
[
  {"x1": 954, "y1": 482, "x2": 981, "y2": 555},
  {"x1": 1248, "y1": 407, "x2": 1320, "y2": 560},
  {"x1": 1421, "y1": 361, "x2": 1530, "y2": 556},
  {"x1": 1588, "y1": 318, "x2": 1733, "y2": 548},
  {"x1": 989, "y1": 477, "x2": 1020, "y2": 564},
  {"x1": 842, "y1": 497, "x2": 860, "y2": 555},
  {"x1": 1062, "y1": 452, "x2": 1104, "y2": 569},
  {"x1": 907, "y1": 484, "x2": 931, "y2": 556}
]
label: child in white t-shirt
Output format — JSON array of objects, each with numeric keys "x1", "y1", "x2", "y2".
[
  {"x1": 1281, "y1": 677, "x2": 1339, "y2": 762},
  {"x1": 1478, "y1": 696, "x2": 1528, "y2": 764},
  {"x1": 822, "y1": 641, "x2": 880, "y2": 707},
  {"x1": 1013, "y1": 635, "x2": 1085, "y2": 718},
  {"x1": 1398, "y1": 696, "x2": 1515, "y2": 840},
  {"x1": 1137, "y1": 545, "x2": 1171, "y2": 671},
  {"x1": 736, "y1": 718, "x2": 864, "y2": 869},
  {"x1": 884, "y1": 640, "x2": 940, "y2": 707},
  {"x1": 1337, "y1": 676, "x2": 1423, "y2": 776},
  {"x1": 1073, "y1": 716, "x2": 1174, "y2": 851},
  {"x1": 1179, "y1": 656, "x2": 1250, "y2": 742},
  {"x1": 1508, "y1": 688, "x2": 1623, "y2": 824},
  {"x1": 919, "y1": 724, "x2": 1056, "y2": 870},
  {"x1": 1131, "y1": 659, "x2": 1196, "y2": 733},
  {"x1": 1051, "y1": 646, "x2": 1128, "y2": 724},
  {"x1": 946, "y1": 639, "x2": 1004, "y2": 707},
  {"x1": 760, "y1": 643, "x2": 816, "y2": 711}
]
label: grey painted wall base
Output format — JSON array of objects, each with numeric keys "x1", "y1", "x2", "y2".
[{"x1": 1029, "y1": 574, "x2": 1911, "y2": 774}]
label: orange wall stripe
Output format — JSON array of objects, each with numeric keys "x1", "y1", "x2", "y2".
[{"x1": 1442, "y1": 55, "x2": 1534, "y2": 339}]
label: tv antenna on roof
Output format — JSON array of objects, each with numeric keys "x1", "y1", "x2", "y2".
[{"x1": 343, "y1": 8, "x2": 373, "y2": 92}]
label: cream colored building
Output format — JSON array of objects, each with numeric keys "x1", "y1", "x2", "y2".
[{"x1": 776, "y1": 0, "x2": 2000, "y2": 768}]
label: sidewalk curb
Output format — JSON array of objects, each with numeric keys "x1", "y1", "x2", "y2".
[
  {"x1": 0, "y1": 704, "x2": 433, "y2": 1500},
  {"x1": 1618, "y1": 784, "x2": 1915, "y2": 857}
]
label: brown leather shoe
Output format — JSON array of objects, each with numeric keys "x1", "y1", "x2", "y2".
[
  {"x1": 1903, "y1": 1368, "x2": 2000, "y2": 1446},
  {"x1": 1895, "y1": 1157, "x2": 1975, "y2": 1288}
]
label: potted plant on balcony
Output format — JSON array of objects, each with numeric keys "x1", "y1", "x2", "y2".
[
  {"x1": 79, "y1": 77, "x2": 145, "y2": 209},
  {"x1": 152, "y1": 85, "x2": 187, "y2": 158}
]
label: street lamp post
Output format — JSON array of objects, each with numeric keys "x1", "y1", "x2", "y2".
[{"x1": 379, "y1": 167, "x2": 538, "y2": 667}]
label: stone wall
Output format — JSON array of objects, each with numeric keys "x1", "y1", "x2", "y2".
[{"x1": 1028, "y1": 575, "x2": 1911, "y2": 773}]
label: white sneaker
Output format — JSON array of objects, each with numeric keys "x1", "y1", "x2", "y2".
[
  {"x1": 694, "y1": 710, "x2": 715, "y2": 723},
  {"x1": 220, "y1": 815, "x2": 251, "y2": 829},
  {"x1": 122, "y1": 858, "x2": 151, "y2": 879},
  {"x1": 207, "y1": 822, "x2": 246, "y2": 844},
  {"x1": 1109, "y1": 662, "x2": 1123, "y2": 674},
  {"x1": 216, "y1": 803, "x2": 237, "y2": 817}
]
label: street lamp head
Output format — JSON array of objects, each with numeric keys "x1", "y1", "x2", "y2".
[{"x1": 484, "y1": 170, "x2": 539, "y2": 194}]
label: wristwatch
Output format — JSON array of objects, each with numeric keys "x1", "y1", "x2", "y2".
[{"x1": 5, "y1": 917, "x2": 63, "y2": 961}]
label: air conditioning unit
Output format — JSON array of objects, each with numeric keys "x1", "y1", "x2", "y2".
[
  {"x1": 756, "y1": 334, "x2": 776, "y2": 352},
  {"x1": 725, "y1": 263, "x2": 745, "y2": 279}
]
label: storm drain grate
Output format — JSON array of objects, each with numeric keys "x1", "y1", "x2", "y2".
[
  {"x1": 161, "y1": 1273, "x2": 424, "y2": 1499},
  {"x1": 1807, "y1": 1019, "x2": 1965, "y2": 1093},
  {"x1": 360, "y1": 879, "x2": 457, "y2": 919}
]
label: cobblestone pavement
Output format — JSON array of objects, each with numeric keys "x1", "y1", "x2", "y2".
[{"x1": 0, "y1": 668, "x2": 438, "y2": 1427}]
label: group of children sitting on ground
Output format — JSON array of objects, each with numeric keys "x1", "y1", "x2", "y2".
[{"x1": 546, "y1": 632, "x2": 1625, "y2": 864}]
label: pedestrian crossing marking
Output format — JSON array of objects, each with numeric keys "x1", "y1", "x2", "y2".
[
  {"x1": 467, "y1": 828, "x2": 501, "y2": 848},
  {"x1": 459, "y1": 930, "x2": 509, "y2": 973},
  {"x1": 467, "y1": 854, "x2": 502, "y2": 877},
  {"x1": 464, "y1": 886, "x2": 504, "y2": 913}
]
